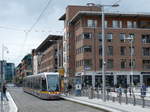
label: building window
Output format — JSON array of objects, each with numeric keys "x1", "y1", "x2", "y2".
[
  {"x1": 112, "y1": 20, "x2": 122, "y2": 28},
  {"x1": 99, "y1": 46, "x2": 102, "y2": 56},
  {"x1": 106, "y1": 33, "x2": 113, "y2": 42},
  {"x1": 127, "y1": 21, "x2": 137, "y2": 28},
  {"x1": 105, "y1": 20, "x2": 108, "y2": 28},
  {"x1": 120, "y1": 46, "x2": 126, "y2": 56},
  {"x1": 129, "y1": 59, "x2": 136, "y2": 68},
  {"x1": 83, "y1": 46, "x2": 92, "y2": 52},
  {"x1": 84, "y1": 59, "x2": 92, "y2": 68},
  {"x1": 143, "y1": 60, "x2": 150, "y2": 69},
  {"x1": 142, "y1": 47, "x2": 150, "y2": 56},
  {"x1": 107, "y1": 46, "x2": 113, "y2": 56},
  {"x1": 98, "y1": 33, "x2": 102, "y2": 41},
  {"x1": 99, "y1": 59, "x2": 102, "y2": 69},
  {"x1": 133, "y1": 21, "x2": 137, "y2": 28},
  {"x1": 107, "y1": 59, "x2": 113, "y2": 69},
  {"x1": 87, "y1": 19, "x2": 97, "y2": 27},
  {"x1": 121, "y1": 59, "x2": 127, "y2": 69},
  {"x1": 83, "y1": 33, "x2": 92, "y2": 39},
  {"x1": 120, "y1": 33, "x2": 126, "y2": 42},
  {"x1": 142, "y1": 34, "x2": 150, "y2": 43},
  {"x1": 129, "y1": 33, "x2": 135, "y2": 39}
]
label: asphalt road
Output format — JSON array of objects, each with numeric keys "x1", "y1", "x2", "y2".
[{"x1": 8, "y1": 87, "x2": 105, "y2": 112}]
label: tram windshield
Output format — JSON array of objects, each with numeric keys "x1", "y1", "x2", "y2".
[{"x1": 47, "y1": 75, "x2": 59, "y2": 91}]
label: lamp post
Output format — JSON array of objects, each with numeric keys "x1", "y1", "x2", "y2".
[
  {"x1": 86, "y1": 2, "x2": 119, "y2": 101},
  {"x1": 94, "y1": 3, "x2": 119, "y2": 102},
  {"x1": 125, "y1": 36, "x2": 134, "y2": 86}
]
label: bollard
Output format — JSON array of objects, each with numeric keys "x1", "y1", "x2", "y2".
[
  {"x1": 119, "y1": 94, "x2": 122, "y2": 104},
  {"x1": 133, "y1": 95, "x2": 136, "y2": 106},
  {"x1": 97, "y1": 87, "x2": 100, "y2": 99}
]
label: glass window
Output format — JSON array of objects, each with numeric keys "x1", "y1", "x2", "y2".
[
  {"x1": 42, "y1": 78, "x2": 47, "y2": 91},
  {"x1": 107, "y1": 59, "x2": 113, "y2": 69},
  {"x1": 107, "y1": 46, "x2": 113, "y2": 56},
  {"x1": 142, "y1": 34, "x2": 150, "y2": 43},
  {"x1": 83, "y1": 33, "x2": 92, "y2": 39},
  {"x1": 105, "y1": 20, "x2": 108, "y2": 28},
  {"x1": 127, "y1": 21, "x2": 137, "y2": 28},
  {"x1": 121, "y1": 59, "x2": 127, "y2": 69},
  {"x1": 83, "y1": 46, "x2": 92, "y2": 52},
  {"x1": 120, "y1": 46, "x2": 126, "y2": 56},
  {"x1": 112, "y1": 20, "x2": 122, "y2": 28},
  {"x1": 84, "y1": 59, "x2": 92, "y2": 69},
  {"x1": 129, "y1": 59, "x2": 136, "y2": 68},
  {"x1": 142, "y1": 47, "x2": 150, "y2": 56},
  {"x1": 143, "y1": 60, "x2": 150, "y2": 69},
  {"x1": 127, "y1": 21, "x2": 132, "y2": 28},
  {"x1": 47, "y1": 75, "x2": 59, "y2": 91},
  {"x1": 133, "y1": 21, "x2": 137, "y2": 28},
  {"x1": 107, "y1": 33, "x2": 113, "y2": 42},
  {"x1": 98, "y1": 33, "x2": 102, "y2": 41},
  {"x1": 87, "y1": 19, "x2": 97, "y2": 27},
  {"x1": 120, "y1": 33, "x2": 126, "y2": 42}
]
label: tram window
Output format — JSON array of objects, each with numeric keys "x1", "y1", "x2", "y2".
[{"x1": 42, "y1": 79, "x2": 47, "y2": 91}]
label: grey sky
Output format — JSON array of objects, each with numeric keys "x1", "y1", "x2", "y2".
[{"x1": 0, "y1": 0, "x2": 150, "y2": 66}]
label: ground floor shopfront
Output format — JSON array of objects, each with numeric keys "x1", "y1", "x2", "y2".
[{"x1": 75, "y1": 71, "x2": 150, "y2": 88}]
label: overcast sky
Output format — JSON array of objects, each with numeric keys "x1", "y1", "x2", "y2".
[{"x1": 0, "y1": 0, "x2": 150, "y2": 66}]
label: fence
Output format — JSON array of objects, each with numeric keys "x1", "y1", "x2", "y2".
[{"x1": 67, "y1": 86, "x2": 150, "y2": 108}]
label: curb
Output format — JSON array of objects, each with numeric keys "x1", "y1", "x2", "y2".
[
  {"x1": 61, "y1": 96, "x2": 122, "y2": 112},
  {"x1": 7, "y1": 92, "x2": 18, "y2": 112}
]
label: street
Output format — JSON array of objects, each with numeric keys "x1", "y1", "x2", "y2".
[{"x1": 8, "y1": 87, "x2": 105, "y2": 112}]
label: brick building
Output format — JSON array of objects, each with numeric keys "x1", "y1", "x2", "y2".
[
  {"x1": 59, "y1": 5, "x2": 150, "y2": 87},
  {"x1": 15, "y1": 54, "x2": 32, "y2": 85},
  {"x1": 32, "y1": 35, "x2": 63, "y2": 74}
]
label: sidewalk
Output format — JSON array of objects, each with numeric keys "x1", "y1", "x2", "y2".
[
  {"x1": 0, "y1": 92, "x2": 18, "y2": 112},
  {"x1": 61, "y1": 95, "x2": 150, "y2": 112}
]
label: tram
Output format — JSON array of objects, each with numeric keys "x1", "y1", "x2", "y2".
[{"x1": 23, "y1": 72, "x2": 61, "y2": 99}]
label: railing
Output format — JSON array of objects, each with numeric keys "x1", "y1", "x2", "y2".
[{"x1": 65, "y1": 86, "x2": 150, "y2": 108}]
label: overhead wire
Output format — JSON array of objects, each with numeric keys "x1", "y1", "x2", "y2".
[{"x1": 14, "y1": 0, "x2": 53, "y2": 65}]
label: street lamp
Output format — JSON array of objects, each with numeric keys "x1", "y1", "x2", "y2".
[
  {"x1": 125, "y1": 35, "x2": 134, "y2": 86},
  {"x1": 89, "y1": 3, "x2": 119, "y2": 101}
]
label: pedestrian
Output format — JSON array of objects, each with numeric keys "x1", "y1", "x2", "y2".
[
  {"x1": 2, "y1": 82, "x2": 9, "y2": 101},
  {"x1": 141, "y1": 83, "x2": 146, "y2": 97},
  {"x1": 67, "y1": 83, "x2": 72, "y2": 95},
  {"x1": 129, "y1": 86, "x2": 132, "y2": 96}
]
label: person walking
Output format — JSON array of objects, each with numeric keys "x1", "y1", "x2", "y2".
[
  {"x1": 2, "y1": 82, "x2": 9, "y2": 101},
  {"x1": 67, "y1": 83, "x2": 72, "y2": 95}
]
